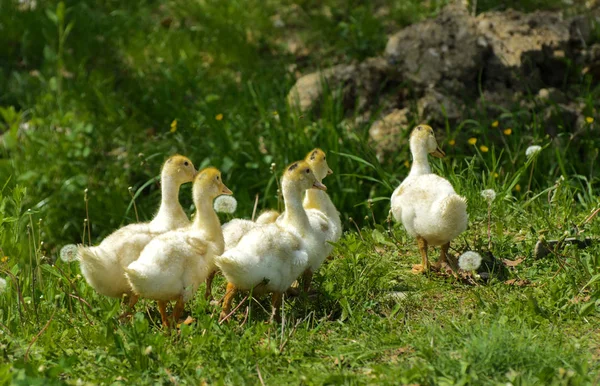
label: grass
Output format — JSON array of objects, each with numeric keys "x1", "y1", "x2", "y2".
[{"x1": 1, "y1": 0, "x2": 600, "y2": 384}]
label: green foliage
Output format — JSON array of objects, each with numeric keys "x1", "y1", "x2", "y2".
[{"x1": 0, "y1": 0, "x2": 599, "y2": 384}]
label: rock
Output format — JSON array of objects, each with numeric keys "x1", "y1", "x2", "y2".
[
  {"x1": 384, "y1": 2, "x2": 486, "y2": 96},
  {"x1": 417, "y1": 89, "x2": 463, "y2": 126},
  {"x1": 477, "y1": 10, "x2": 570, "y2": 91},
  {"x1": 368, "y1": 108, "x2": 411, "y2": 161},
  {"x1": 287, "y1": 57, "x2": 390, "y2": 113},
  {"x1": 536, "y1": 88, "x2": 567, "y2": 104},
  {"x1": 287, "y1": 64, "x2": 356, "y2": 112}
]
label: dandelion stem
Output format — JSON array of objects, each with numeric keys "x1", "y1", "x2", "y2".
[
  {"x1": 527, "y1": 158, "x2": 536, "y2": 194},
  {"x1": 487, "y1": 202, "x2": 492, "y2": 249}
]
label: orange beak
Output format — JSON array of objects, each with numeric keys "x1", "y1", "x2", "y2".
[
  {"x1": 312, "y1": 181, "x2": 327, "y2": 191},
  {"x1": 221, "y1": 184, "x2": 233, "y2": 195},
  {"x1": 431, "y1": 147, "x2": 445, "y2": 158},
  {"x1": 327, "y1": 168, "x2": 333, "y2": 175}
]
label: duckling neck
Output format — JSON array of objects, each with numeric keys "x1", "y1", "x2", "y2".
[
  {"x1": 192, "y1": 197, "x2": 224, "y2": 254},
  {"x1": 408, "y1": 146, "x2": 431, "y2": 178},
  {"x1": 281, "y1": 182, "x2": 310, "y2": 233},
  {"x1": 304, "y1": 189, "x2": 337, "y2": 218},
  {"x1": 154, "y1": 176, "x2": 185, "y2": 223}
]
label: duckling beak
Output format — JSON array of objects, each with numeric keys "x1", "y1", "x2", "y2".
[
  {"x1": 327, "y1": 168, "x2": 333, "y2": 175},
  {"x1": 431, "y1": 147, "x2": 445, "y2": 158},
  {"x1": 312, "y1": 181, "x2": 327, "y2": 191},
  {"x1": 221, "y1": 184, "x2": 233, "y2": 195}
]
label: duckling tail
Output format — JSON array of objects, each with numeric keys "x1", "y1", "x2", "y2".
[
  {"x1": 77, "y1": 245, "x2": 122, "y2": 297},
  {"x1": 439, "y1": 194, "x2": 468, "y2": 235},
  {"x1": 215, "y1": 253, "x2": 247, "y2": 282}
]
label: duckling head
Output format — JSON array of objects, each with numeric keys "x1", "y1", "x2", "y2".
[
  {"x1": 193, "y1": 167, "x2": 233, "y2": 202},
  {"x1": 305, "y1": 148, "x2": 333, "y2": 182},
  {"x1": 410, "y1": 124, "x2": 445, "y2": 158},
  {"x1": 163, "y1": 155, "x2": 197, "y2": 184},
  {"x1": 283, "y1": 160, "x2": 327, "y2": 193}
]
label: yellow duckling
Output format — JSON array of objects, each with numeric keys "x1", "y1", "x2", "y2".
[
  {"x1": 216, "y1": 161, "x2": 326, "y2": 322},
  {"x1": 298, "y1": 149, "x2": 341, "y2": 292},
  {"x1": 125, "y1": 167, "x2": 232, "y2": 327},
  {"x1": 78, "y1": 155, "x2": 196, "y2": 313},
  {"x1": 390, "y1": 125, "x2": 468, "y2": 273}
]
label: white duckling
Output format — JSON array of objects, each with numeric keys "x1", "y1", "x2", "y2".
[
  {"x1": 125, "y1": 167, "x2": 232, "y2": 327},
  {"x1": 216, "y1": 161, "x2": 326, "y2": 322},
  {"x1": 391, "y1": 125, "x2": 468, "y2": 273},
  {"x1": 78, "y1": 155, "x2": 196, "y2": 313},
  {"x1": 298, "y1": 148, "x2": 341, "y2": 291}
]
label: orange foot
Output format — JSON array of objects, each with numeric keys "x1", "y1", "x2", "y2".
[{"x1": 411, "y1": 264, "x2": 428, "y2": 274}]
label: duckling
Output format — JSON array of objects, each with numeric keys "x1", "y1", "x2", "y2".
[
  {"x1": 299, "y1": 148, "x2": 341, "y2": 292},
  {"x1": 391, "y1": 125, "x2": 468, "y2": 273},
  {"x1": 216, "y1": 161, "x2": 326, "y2": 322},
  {"x1": 125, "y1": 167, "x2": 232, "y2": 327},
  {"x1": 78, "y1": 155, "x2": 196, "y2": 313}
]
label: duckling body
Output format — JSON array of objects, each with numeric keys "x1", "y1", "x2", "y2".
[
  {"x1": 216, "y1": 161, "x2": 326, "y2": 322},
  {"x1": 391, "y1": 125, "x2": 467, "y2": 272},
  {"x1": 125, "y1": 167, "x2": 231, "y2": 326},
  {"x1": 78, "y1": 155, "x2": 196, "y2": 304}
]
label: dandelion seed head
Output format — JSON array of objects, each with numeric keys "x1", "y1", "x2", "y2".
[
  {"x1": 213, "y1": 195, "x2": 237, "y2": 214},
  {"x1": 525, "y1": 145, "x2": 542, "y2": 158},
  {"x1": 458, "y1": 251, "x2": 482, "y2": 271},
  {"x1": 481, "y1": 189, "x2": 496, "y2": 202},
  {"x1": 0, "y1": 277, "x2": 6, "y2": 294},
  {"x1": 60, "y1": 244, "x2": 79, "y2": 263}
]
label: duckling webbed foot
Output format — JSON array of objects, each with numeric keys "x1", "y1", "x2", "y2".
[{"x1": 412, "y1": 236, "x2": 430, "y2": 274}]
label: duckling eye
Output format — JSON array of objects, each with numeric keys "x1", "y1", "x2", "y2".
[
  {"x1": 184, "y1": 161, "x2": 189, "y2": 166},
  {"x1": 305, "y1": 169, "x2": 310, "y2": 174},
  {"x1": 216, "y1": 175, "x2": 220, "y2": 181}
]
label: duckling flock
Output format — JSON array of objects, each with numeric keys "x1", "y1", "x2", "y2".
[{"x1": 77, "y1": 124, "x2": 468, "y2": 326}]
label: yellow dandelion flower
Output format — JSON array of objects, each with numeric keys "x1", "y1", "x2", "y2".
[
  {"x1": 480, "y1": 145, "x2": 489, "y2": 152},
  {"x1": 503, "y1": 128, "x2": 512, "y2": 135},
  {"x1": 491, "y1": 120, "x2": 499, "y2": 128},
  {"x1": 586, "y1": 116, "x2": 594, "y2": 124},
  {"x1": 449, "y1": 139, "x2": 456, "y2": 146},
  {"x1": 215, "y1": 113, "x2": 224, "y2": 121},
  {"x1": 515, "y1": 184, "x2": 521, "y2": 192},
  {"x1": 468, "y1": 137, "x2": 477, "y2": 145},
  {"x1": 493, "y1": 172, "x2": 499, "y2": 178},
  {"x1": 403, "y1": 160, "x2": 410, "y2": 168},
  {"x1": 1, "y1": 256, "x2": 7, "y2": 263},
  {"x1": 170, "y1": 119, "x2": 177, "y2": 133}
]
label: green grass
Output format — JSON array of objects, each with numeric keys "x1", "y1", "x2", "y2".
[{"x1": 1, "y1": 0, "x2": 600, "y2": 384}]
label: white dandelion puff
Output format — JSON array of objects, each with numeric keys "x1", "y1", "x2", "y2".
[
  {"x1": 525, "y1": 145, "x2": 542, "y2": 158},
  {"x1": 481, "y1": 189, "x2": 496, "y2": 202},
  {"x1": 458, "y1": 251, "x2": 482, "y2": 271},
  {"x1": 0, "y1": 277, "x2": 6, "y2": 294},
  {"x1": 60, "y1": 244, "x2": 79, "y2": 263},
  {"x1": 214, "y1": 196, "x2": 237, "y2": 214}
]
